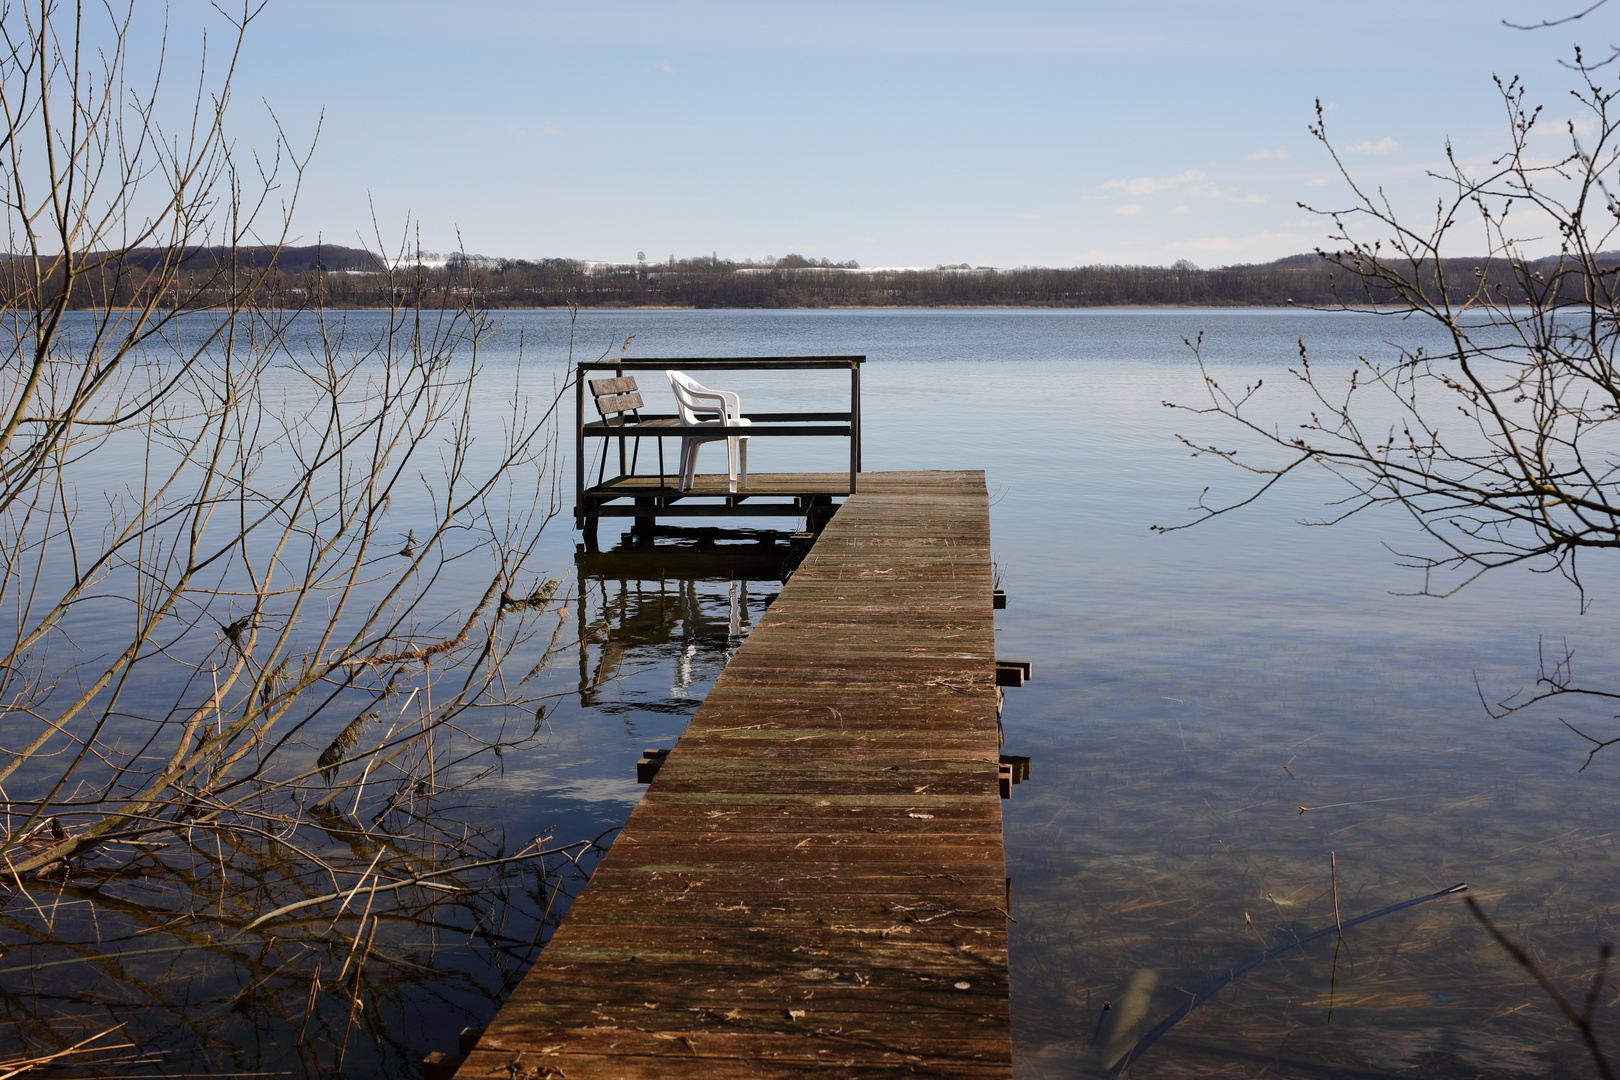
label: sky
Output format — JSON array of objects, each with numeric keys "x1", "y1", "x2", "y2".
[{"x1": 109, "y1": 1, "x2": 1620, "y2": 267}]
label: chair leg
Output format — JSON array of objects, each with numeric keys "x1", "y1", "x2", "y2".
[
  {"x1": 739, "y1": 439, "x2": 748, "y2": 489},
  {"x1": 679, "y1": 439, "x2": 698, "y2": 491}
]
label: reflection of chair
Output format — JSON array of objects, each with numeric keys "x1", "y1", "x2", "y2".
[{"x1": 667, "y1": 370, "x2": 750, "y2": 491}]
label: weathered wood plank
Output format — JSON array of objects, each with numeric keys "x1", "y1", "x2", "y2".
[
  {"x1": 458, "y1": 471, "x2": 1008, "y2": 1079},
  {"x1": 594, "y1": 390, "x2": 646, "y2": 415}
]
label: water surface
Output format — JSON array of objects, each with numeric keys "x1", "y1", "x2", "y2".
[{"x1": 6, "y1": 307, "x2": 1618, "y2": 1077}]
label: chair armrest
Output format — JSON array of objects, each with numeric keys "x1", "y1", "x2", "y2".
[
  {"x1": 685, "y1": 381, "x2": 744, "y2": 422},
  {"x1": 682, "y1": 389, "x2": 741, "y2": 422}
]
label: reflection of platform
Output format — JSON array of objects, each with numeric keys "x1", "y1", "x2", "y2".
[
  {"x1": 575, "y1": 527, "x2": 799, "y2": 580},
  {"x1": 573, "y1": 530, "x2": 789, "y2": 707}
]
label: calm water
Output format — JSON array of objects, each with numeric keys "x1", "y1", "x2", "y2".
[{"x1": 7, "y1": 307, "x2": 1619, "y2": 1077}]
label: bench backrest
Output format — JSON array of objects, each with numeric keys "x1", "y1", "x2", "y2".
[{"x1": 589, "y1": 376, "x2": 643, "y2": 426}]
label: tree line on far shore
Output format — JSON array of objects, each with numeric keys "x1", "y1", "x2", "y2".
[{"x1": 18, "y1": 245, "x2": 1613, "y2": 310}]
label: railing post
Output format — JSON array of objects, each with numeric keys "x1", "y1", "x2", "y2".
[
  {"x1": 850, "y1": 360, "x2": 861, "y2": 493},
  {"x1": 575, "y1": 362, "x2": 586, "y2": 532},
  {"x1": 615, "y1": 362, "x2": 628, "y2": 476}
]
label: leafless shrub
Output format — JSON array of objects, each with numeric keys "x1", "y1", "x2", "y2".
[
  {"x1": 1158, "y1": 15, "x2": 1620, "y2": 1073},
  {"x1": 1159, "y1": 38, "x2": 1620, "y2": 753},
  {"x1": 0, "y1": 3, "x2": 585, "y2": 1070}
]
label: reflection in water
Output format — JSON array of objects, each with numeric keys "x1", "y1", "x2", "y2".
[{"x1": 574, "y1": 525, "x2": 799, "y2": 710}]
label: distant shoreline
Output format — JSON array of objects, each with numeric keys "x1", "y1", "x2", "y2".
[
  {"x1": 66, "y1": 301, "x2": 1443, "y2": 315},
  {"x1": 40, "y1": 245, "x2": 1559, "y2": 311}
]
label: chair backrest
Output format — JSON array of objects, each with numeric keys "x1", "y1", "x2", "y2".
[
  {"x1": 667, "y1": 370, "x2": 719, "y2": 426},
  {"x1": 590, "y1": 376, "x2": 643, "y2": 427}
]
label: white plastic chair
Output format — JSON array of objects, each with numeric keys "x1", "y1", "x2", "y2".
[{"x1": 667, "y1": 370, "x2": 750, "y2": 491}]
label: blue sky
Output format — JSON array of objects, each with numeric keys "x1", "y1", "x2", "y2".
[{"x1": 151, "y1": 0, "x2": 1611, "y2": 267}]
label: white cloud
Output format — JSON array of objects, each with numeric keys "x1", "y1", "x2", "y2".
[
  {"x1": 1114, "y1": 203, "x2": 1145, "y2": 217},
  {"x1": 1173, "y1": 236, "x2": 1244, "y2": 252},
  {"x1": 1170, "y1": 204, "x2": 1190, "y2": 215},
  {"x1": 1103, "y1": 169, "x2": 1205, "y2": 195},
  {"x1": 553, "y1": 776, "x2": 643, "y2": 804},
  {"x1": 1306, "y1": 177, "x2": 1330, "y2": 186},
  {"x1": 657, "y1": 59, "x2": 674, "y2": 74},
  {"x1": 517, "y1": 124, "x2": 561, "y2": 137},
  {"x1": 1345, "y1": 137, "x2": 1399, "y2": 155},
  {"x1": 1248, "y1": 146, "x2": 1290, "y2": 161},
  {"x1": 1015, "y1": 212, "x2": 1040, "y2": 220},
  {"x1": 1167, "y1": 229, "x2": 1306, "y2": 254},
  {"x1": 1104, "y1": 171, "x2": 1264, "y2": 205},
  {"x1": 1184, "y1": 181, "x2": 1266, "y2": 204}
]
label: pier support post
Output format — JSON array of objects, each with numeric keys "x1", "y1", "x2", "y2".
[
  {"x1": 805, "y1": 495, "x2": 837, "y2": 534},
  {"x1": 632, "y1": 498, "x2": 658, "y2": 543}
]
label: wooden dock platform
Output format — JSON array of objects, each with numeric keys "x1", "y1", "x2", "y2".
[
  {"x1": 457, "y1": 470, "x2": 1011, "y2": 1079},
  {"x1": 575, "y1": 356, "x2": 864, "y2": 548},
  {"x1": 584, "y1": 472, "x2": 854, "y2": 516}
]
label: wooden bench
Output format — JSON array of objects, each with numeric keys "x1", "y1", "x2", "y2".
[{"x1": 589, "y1": 376, "x2": 666, "y2": 485}]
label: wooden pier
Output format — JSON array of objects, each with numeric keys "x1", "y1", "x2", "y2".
[{"x1": 457, "y1": 470, "x2": 1011, "y2": 1079}]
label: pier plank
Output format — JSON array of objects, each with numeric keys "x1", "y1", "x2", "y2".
[{"x1": 459, "y1": 470, "x2": 1009, "y2": 1079}]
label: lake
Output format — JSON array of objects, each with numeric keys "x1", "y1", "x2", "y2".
[{"x1": 5, "y1": 307, "x2": 1617, "y2": 1077}]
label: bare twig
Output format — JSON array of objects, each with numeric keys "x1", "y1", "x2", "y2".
[{"x1": 1465, "y1": 896, "x2": 1614, "y2": 1080}]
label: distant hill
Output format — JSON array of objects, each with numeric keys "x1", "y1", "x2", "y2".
[
  {"x1": 113, "y1": 243, "x2": 383, "y2": 273},
  {"x1": 15, "y1": 245, "x2": 1614, "y2": 310}
]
